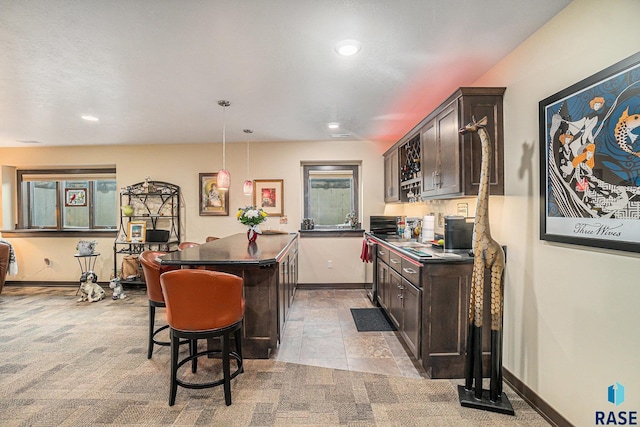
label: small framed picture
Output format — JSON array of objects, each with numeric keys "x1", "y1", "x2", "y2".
[
  {"x1": 65, "y1": 188, "x2": 87, "y2": 206},
  {"x1": 127, "y1": 221, "x2": 147, "y2": 242},
  {"x1": 199, "y1": 173, "x2": 229, "y2": 216},
  {"x1": 253, "y1": 179, "x2": 284, "y2": 216}
]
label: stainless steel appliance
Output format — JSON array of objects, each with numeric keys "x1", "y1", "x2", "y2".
[
  {"x1": 444, "y1": 216, "x2": 474, "y2": 251},
  {"x1": 369, "y1": 216, "x2": 401, "y2": 236}
]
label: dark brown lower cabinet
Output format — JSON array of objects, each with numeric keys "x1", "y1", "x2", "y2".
[
  {"x1": 377, "y1": 251, "x2": 422, "y2": 360},
  {"x1": 421, "y1": 263, "x2": 491, "y2": 379},
  {"x1": 400, "y1": 277, "x2": 421, "y2": 359},
  {"x1": 278, "y1": 239, "x2": 298, "y2": 341},
  {"x1": 388, "y1": 268, "x2": 403, "y2": 328},
  {"x1": 373, "y1": 237, "x2": 493, "y2": 379}
]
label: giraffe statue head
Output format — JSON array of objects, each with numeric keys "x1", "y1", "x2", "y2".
[{"x1": 459, "y1": 116, "x2": 488, "y2": 135}]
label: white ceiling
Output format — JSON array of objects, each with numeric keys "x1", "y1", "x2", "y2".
[{"x1": 0, "y1": 0, "x2": 571, "y2": 148}]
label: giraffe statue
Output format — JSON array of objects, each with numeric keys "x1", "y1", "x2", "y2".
[{"x1": 459, "y1": 116, "x2": 506, "y2": 402}]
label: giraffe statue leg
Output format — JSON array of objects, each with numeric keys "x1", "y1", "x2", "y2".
[
  {"x1": 463, "y1": 257, "x2": 478, "y2": 390},
  {"x1": 464, "y1": 255, "x2": 485, "y2": 399},
  {"x1": 489, "y1": 261, "x2": 505, "y2": 402}
]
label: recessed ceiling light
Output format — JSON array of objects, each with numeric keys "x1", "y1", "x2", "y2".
[
  {"x1": 335, "y1": 39, "x2": 361, "y2": 56},
  {"x1": 81, "y1": 115, "x2": 99, "y2": 122},
  {"x1": 327, "y1": 122, "x2": 340, "y2": 129}
]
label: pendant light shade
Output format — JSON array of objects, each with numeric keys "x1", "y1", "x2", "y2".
[
  {"x1": 217, "y1": 169, "x2": 230, "y2": 190},
  {"x1": 217, "y1": 100, "x2": 230, "y2": 191},
  {"x1": 243, "y1": 129, "x2": 253, "y2": 196},
  {"x1": 243, "y1": 180, "x2": 253, "y2": 195}
]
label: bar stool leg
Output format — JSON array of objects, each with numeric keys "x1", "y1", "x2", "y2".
[
  {"x1": 190, "y1": 339, "x2": 197, "y2": 373},
  {"x1": 169, "y1": 330, "x2": 179, "y2": 406},
  {"x1": 148, "y1": 304, "x2": 156, "y2": 359},
  {"x1": 222, "y1": 333, "x2": 232, "y2": 406},
  {"x1": 234, "y1": 328, "x2": 243, "y2": 373}
]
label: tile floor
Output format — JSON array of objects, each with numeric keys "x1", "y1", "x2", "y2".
[{"x1": 273, "y1": 287, "x2": 427, "y2": 379}]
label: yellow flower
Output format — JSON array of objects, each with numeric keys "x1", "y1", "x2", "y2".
[
  {"x1": 236, "y1": 210, "x2": 242, "y2": 218},
  {"x1": 261, "y1": 211, "x2": 268, "y2": 217}
]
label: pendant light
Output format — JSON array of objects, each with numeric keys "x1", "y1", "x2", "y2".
[
  {"x1": 216, "y1": 100, "x2": 231, "y2": 191},
  {"x1": 242, "y1": 129, "x2": 253, "y2": 196}
]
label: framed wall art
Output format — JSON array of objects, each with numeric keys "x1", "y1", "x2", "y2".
[
  {"x1": 253, "y1": 179, "x2": 284, "y2": 216},
  {"x1": 65, "y1": 188, "x2": 87, "y2": 207},
  {"x1": 199, "y1": 173, "x2": 229, "y2": 216},
  {"x1": 539, "y1": 51, "x2": 640, "y2": 252},
  {"x1": 127, "y1": 221, "x2": 146, "y2": 242}
]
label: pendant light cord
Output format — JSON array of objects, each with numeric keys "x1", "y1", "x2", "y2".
[
  {"x1": 244, "y1": 129, "x2": 253, "y2": 176},
  {"x1": 222, "y1": 105, "x2": 226, "y2": 170},
  {"x1": 218, "y1": 100, "x2": 230, "y2": 171}
]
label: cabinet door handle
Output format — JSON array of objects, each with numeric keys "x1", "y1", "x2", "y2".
[
  {"x1": 390, "y1": 258, "x2": 400, "y2": 264},
  {"x1": 402, "y1": 267, "x2": 418, "y2": 275},
  {"x1": 379, "y1": 250, "x2": 386, "y2": 256}
]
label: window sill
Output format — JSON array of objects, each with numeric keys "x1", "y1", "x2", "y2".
[
  {"x1": 0, "y1": 229, "x2": 118, "y2": 238},
  {"x1": 299, "y1": 228, "x2": 365, "y2": 238}
]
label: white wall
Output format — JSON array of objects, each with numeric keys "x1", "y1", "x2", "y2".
[
  {"x1": 0, "y1": 139, "x2": 386, "y2": 283},
  {"x1": 477, "y1": 1, "x2": 640, "y2": 424},
  {"x1": 382, "y1": 1, "x2": 640, "y2": 424}
]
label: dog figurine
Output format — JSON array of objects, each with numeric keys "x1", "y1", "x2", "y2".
[
  {"x1": 77, "y1": 271, "x2": 105, "y2": 302},
  {"x1": 109, "y1": 277, "x2": 126, "y2": 300}
]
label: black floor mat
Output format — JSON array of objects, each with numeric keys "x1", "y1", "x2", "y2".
[{"x1": 350, "y1": 308, "x2": 396, "y2": 332}]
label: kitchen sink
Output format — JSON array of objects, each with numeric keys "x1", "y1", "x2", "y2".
[{"x1": 391, "y1": 241, "x2": 431, "y2": 249}]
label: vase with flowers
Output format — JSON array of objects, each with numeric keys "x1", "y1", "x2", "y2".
[{"x1": 236, "y1": 206, "x2": 268, "y2": 242}]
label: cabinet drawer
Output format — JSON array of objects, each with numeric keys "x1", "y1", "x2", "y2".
[
  {"x1": 388, "y1": 250, "x2": 403, "y2": 273},
  {"x1": 401, "y1": 257, "x2": 422, "y2": 288},
  {"x1": 377, "y1": 245, "x2": 390, "y2": 264}
]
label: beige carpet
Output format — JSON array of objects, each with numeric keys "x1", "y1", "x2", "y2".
[{"x1": 0, "y1": 286, "x2": 550, "y2": 426}]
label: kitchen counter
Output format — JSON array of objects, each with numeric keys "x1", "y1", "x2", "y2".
[
  {"x1": 160, "y1": 232, "x2": 297, "y2": 267},
  {"x1": 368, "y1": 231, "x2": 491, "y2": 379},
  {"x1": 365, "y1": 232, "x2": 473, "y2": 263}
]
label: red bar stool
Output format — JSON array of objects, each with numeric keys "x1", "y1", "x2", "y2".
[
  {"x1": 160, "y1": 269, "x2": 245, "y2": 406},
  {"x1": 139, "y1": 250, "x2": 179, "y2": 359}
]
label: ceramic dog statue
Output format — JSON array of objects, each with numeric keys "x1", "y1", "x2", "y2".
[
  {"x1": 77, "y1": 271, "x2": 105, "y2": 302},
  {"x1": 109, "y1": 277, "x2": 126, "y2": 300}
]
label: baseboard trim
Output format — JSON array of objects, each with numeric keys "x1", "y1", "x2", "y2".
[
  {"x1": 6, "y1": 281, "x2": 77, "y2": 287},
  {"x1": 296, "y1": 283, "x2": 368, "y2": 290},
  {"x1": 503, "y1": 368, "x2": 573, "y2": 427}
]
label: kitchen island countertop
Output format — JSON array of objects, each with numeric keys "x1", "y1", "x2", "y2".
[{"x1": 160, "y1": 232, "x2": 297, "y2": 267}]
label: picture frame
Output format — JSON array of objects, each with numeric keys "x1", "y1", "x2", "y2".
[
  {"x1": 539, "y1": 51, "x2": 640, "y2": 252},
  {"x1": 64, "y1": 188, "x2": 87, "y2": 207},
  {"x1": 199, "y1": 172, "x2": 229, "y2": 216},
  {"x1": 253, "y1": 179, "x2": 284, "y2": 216},
  {"x1": 127, "y1": 221, "x2": 147, "y2": 242}
]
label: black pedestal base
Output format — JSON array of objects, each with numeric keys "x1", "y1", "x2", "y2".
[{"x1": 457, "y1": 385, "x2": 515, "y2": 416}]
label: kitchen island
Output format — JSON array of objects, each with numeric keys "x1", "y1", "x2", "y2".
[
  {"x1": 160, "y1": 232, "x2": 298, "y2": 358},
  {"x1": 366, "y1": 232, "x2": 493, "y2": 379}
]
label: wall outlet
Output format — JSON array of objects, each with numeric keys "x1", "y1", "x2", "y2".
[{"x1": 327, "y1": 260, "x2": 333, "y2": 269}]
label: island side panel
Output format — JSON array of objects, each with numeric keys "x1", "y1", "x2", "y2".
[{"x1": 209, "y1": 263, "x2": 279, "y2": 359}]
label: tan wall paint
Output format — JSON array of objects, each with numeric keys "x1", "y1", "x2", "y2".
[
  {"x1": 474, "y1": 1, "x2": 640, "y2": 424},
  {"x1": 384, "y1": 1, "x2": 640, "y2": 424},
  {"x1": 0, "y1": 139, "x2": 386, "y2": 283}
]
